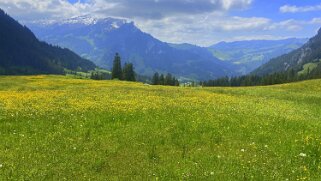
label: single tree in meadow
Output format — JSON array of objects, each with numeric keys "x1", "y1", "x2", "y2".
[{"x1": 111, "y1": 53, "x2": 122, "y2": 80}]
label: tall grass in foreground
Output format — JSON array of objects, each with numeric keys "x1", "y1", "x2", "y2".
[{"x1": 0, "y1": 75, "x2": 321, "y2": 180}]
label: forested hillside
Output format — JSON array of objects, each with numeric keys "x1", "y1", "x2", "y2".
[
  {"x1": 0, "y1": 9, "x2": 96, "y2": 75},
  {"x1": 208, "y1": 38, "x2": 307, "y2": 74},
  {"x1": 202, "y1": 28, "x2": 321, "y2": 87},
  {"x1": 253, "y1": 28, "x2": 321, "y2": 76}
]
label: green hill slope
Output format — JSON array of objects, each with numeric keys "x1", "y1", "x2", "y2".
[
  {"x1": 208, "y1": 38, "x2": 307, "y2": 74},
  {"x1": 0, "y1": 75, "x2": 321, "y2": 180},
  {"x1": 254, "y1": 28, "x2": 321, "y2": 76}
]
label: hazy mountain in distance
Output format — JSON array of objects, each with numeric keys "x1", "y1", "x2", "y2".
[
  {"x1": 28, "y1": 16, "x2": 235, "y2": 80},
  {"x1": 208, "y1": 38, "x2": 307, "y2": 74},
  {"x1": 253, "y1": 28, "x2": 321, "y2": 76}
]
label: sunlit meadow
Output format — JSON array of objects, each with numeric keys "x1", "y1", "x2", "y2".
[{"x1": 0, "y1": 75, "x2": 321, "y2": 180}]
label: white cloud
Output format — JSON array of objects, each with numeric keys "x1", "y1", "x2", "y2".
[
  {"x1": 280, "y1": 4, "x2": 321, "y2": 13},
  {"x1": 135, "y1": 14, "x2": 271, "y2": 45},
  {"x1": 0, "y1": 0, "x2": 260, "y2": 45},
  {"x1": 268, "y1": 19, "x2": 303, "y2": 31},
  {"x1": 217, "y1": 16, "x2": 270, "y2": 31},
  {"x1": 0, "y1": 0, "x2": 97, "y2": 20},
  {"x1": 230, "y1": 35, "x2": 292, "y2": 41},
  {"x1": 0, "y1": 0, "x2": 319, "y2": 46},
  {"x1": 0, "y1": 0, "x2": 253, "y2": 20},
  {"x1": 267, "y1": 18, "x2": 321, "y2": 32},
  {"x1": 96, "y1": 0, "x2": 253, "y2": 19},
  {"x1": 311, "y1": 18, "x2": 321, "y2": 24}
]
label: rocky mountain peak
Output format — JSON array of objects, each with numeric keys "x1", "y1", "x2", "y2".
[{"x1": 317, "y1": 27, "x2": 321, "y2": 36}]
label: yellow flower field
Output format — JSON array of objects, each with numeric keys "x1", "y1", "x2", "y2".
[{"x1": 0, "y1": 75, "x2": 321, "y2": 180}]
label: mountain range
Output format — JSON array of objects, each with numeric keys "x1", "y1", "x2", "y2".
[
  {"x1": 208, "y1": 38, "x2": 307, "y2": 74},
  {"x1": 28, "y1": 16, "x2": 233, "y2": 80},
  {"x1": 1, "y1": 9, "x2": 317, "y2": 81},
  {"x1": 254, "y1": 28, "x2": 321, "y2": 76},
  {"x1": 27, "y1": 16, "x2": 306, "y2": 80},
  {"x1": 0, "y1": 9, "x2": 95, "y2": 75}
]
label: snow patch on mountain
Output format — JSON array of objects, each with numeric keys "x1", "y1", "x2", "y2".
[
  {"x1": 29, "y1": 15, "x2": 129, "y2": 29},
  {"x1": 62, "y1": 15, "x2": 98, "y2": 25}
]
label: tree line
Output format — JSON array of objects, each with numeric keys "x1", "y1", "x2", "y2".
[
  {"x1": 90, "y1": 53, "x2": 181, "y2": 86},
  {"x1": 111, "y1": 53, "x2": 136, "y2": 81},
  {"x1": 201, "y1": 65, "x2": 321, "y2": 87},
  {"x1": 89, "y1": 52, "x2": 321, "y2": 87},
  {"x1": 152, "y1": 72, "x2": 180, "y2": 86},
  {"x1": 93, "y1": 53, "x2": 137, "y2": 81},
  {"x1": 90, "y1": 71, "x2": 111, "y2": 80}
]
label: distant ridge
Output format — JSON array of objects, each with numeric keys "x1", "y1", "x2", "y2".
[
  {"x1": 28, "y1": 15, "x2": 234, "y2": 80},
  {"x1": 208, "y1": 38, "x2": 307, "y2": 74},
  {"x1": 253, "y1": 28, "x2": 321, "y2": 76}
]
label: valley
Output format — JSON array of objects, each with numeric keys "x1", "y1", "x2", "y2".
[
  {"x1": 1, "y1": 2, "x2": 321, "y2": 180},
  {"x1": 28, "y1": 16, "x2": 306, "y2": 79}
]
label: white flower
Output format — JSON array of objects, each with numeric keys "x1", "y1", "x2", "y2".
[
  {"x1": 241, "y1": 149, "x2": 245, "y2": 152},
  {"x1": 264, "y1": 145, "x2": 268, "y2": 148},
  {"x1": 0, "y1": 164, "x2": 3, "y2": 168},
  {"x1": 299, "y1": 153, "x2": 307, "y2": 157}
]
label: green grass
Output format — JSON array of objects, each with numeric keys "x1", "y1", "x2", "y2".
[
  {"x1": 0, "y1": 75, "x2": 321, "y2": 180},
  {"x1": 298, "y1": 62, "x2": 320, "y2": 75},
  {"x1": 208, "y1": 49, "x2": 232, "y2": 61}
]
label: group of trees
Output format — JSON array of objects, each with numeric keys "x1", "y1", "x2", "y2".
[
  {"x1": 152, "y1": 72, "x2": 180, "y2": 86},
  {"x1": 90, "y1": 53, "x2": 182, "y2": 85},
  {"x1": 201, "y1": 66, "x2": 321, "y2": 87},
  {"x1": 111, "y1": 53, "x2": 136, "y2": 81},
  {"x1": 90, "y1": 71, "x2": 111, "y2": 80}
]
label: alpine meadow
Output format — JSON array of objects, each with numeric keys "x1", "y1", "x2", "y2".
[
  {"x1": 1, "y1": 1, "x2": 321, "y2": 180},
  {"x1": 1, "y1": 75, "x2": 321, "y2": 180}
]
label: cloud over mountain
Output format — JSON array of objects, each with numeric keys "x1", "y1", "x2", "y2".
[
  {"x1": 94, "y1": 0, "x2": 253, "y2": 19},
  {"x1": 0, "y1": 0, "x2": 321, "y2": 46},
  {"x1": 280, "y1": 4, "x2": 321, "y2": 13}
]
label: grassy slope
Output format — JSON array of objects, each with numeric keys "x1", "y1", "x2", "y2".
[
  {"x1": 298, "y1": 60, "x2": 321, "y2": 75},
  {"x1": 0, "y1": 75, "x2": 321, "y2": 180}
]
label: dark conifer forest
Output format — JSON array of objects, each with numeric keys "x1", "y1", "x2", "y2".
[{"x1": 0, "y1": 9, "x2": 95, "y2": 75}]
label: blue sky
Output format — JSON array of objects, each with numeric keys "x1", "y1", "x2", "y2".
[
  {"x1": 0, "y1": 0, "x2": 321, "y2": 46},
  {"x1": 68, "y1": 0, "x2": 88, "y2": 4}
]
